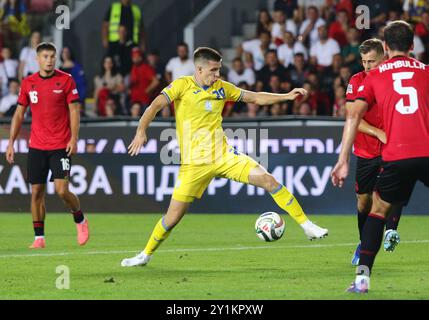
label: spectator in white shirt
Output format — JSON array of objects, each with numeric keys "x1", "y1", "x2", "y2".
[
  {"x1": 239, "y1": 30, "x2": 277, "y2": 71},
  {"x1": 412, "y1": 35, "x2": 425, "y2": 61},
  {"x1": 18, "y1": 30, "x2": 41, "y2": 81},
  {"x1": 298, "y1": 6, "x2": 326, "y2": 48},
  {"x1": 0, "y1": 47, "x2": 18, "y2": 96},
  {"x1": 0, "y1": 78, "x2": 19, "y2": 117},
  {"x1": 271, "y1": 10, "x2": 298, "y2": 46},
  {"x1": 227, "y1": 57, "x2": 255, "y2": 87},
  {"x1": 310, "y1": 25, "x2": 340, "y2": 68},
  {"x1": 277, "y1": 31, "x2": 308, "y2": 68},
  {"x1": 165, "y1": 42, "x2": 195, "y2": 83}
]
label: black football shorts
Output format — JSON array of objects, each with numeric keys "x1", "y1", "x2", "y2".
[
  {"x1": 375, "y1": 157, "x2": 429, "y2": 206},
  {"x1": 27, "y1": 148, "x2": 71, "y2": 184},
  {"x1": 355, "y1": 156, "x2": 382, "y2": 194}
]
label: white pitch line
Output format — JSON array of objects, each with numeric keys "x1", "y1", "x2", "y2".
[{"x1": 0, "y1": 240, "x2": 428, "y2": 259}]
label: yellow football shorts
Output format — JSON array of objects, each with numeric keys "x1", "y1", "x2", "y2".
[{"x1": 172, "y1": 148, "x2": 259, "y2": 203}]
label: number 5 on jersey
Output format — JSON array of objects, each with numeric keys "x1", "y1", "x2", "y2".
[{"x1": 392, "y1": 72, "x2": 418, "y2": 114}]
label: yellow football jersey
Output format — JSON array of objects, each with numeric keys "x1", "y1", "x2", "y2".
[{"x1": 162, "y1": 76, "x2": 243, "y2": 164}]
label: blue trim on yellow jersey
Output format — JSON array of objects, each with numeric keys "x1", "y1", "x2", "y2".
[
  {"x1": 192, "y1": 76, "x2": 213, "y2": 91},
  {"x1": 161, "y1": 91, "x2": 171, "y2": 104},
  {"x1": 270, "y1": 184, "x2": 283, "y2": 195},
  {"x1": 161, "y1": 216, "x2": 171, "y2": 231}
]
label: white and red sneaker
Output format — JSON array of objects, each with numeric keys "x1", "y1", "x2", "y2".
[{"x1": 29, "y1": 237, "x2": 46, "y2": 249}]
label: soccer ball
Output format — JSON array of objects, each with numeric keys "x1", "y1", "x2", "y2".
[{"x1": 255, "y1": 212, "x2": 285, "y2": 242}]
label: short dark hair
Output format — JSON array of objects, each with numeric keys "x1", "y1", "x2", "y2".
[
  {"x1": 384, "y1": 20, "x2": 414, "y2": 52},
  {"x1": 359, "y1": 38, "x2": 384, "y2": 56},
  {"x1": 193, "y1": 47, "x2": 222, "y2": 63},
  {"x1": 307, "y1": 5, "x2": 318, "y2": 13},
  {"x1": 8, "y1": 78, "x2": 19, "y2": 85},
  {"x1": 36, "y1": 42, "x2": 57, "y2": 54},
  {"x1": 148, "y1": 48, "x2": 160, "y2": 56},
  {"x1": 60, "y1": 46, "x2": 75, "y2": 62},
  {"x1": 265, "y1": 49, "x2": 278, "y2": 57},
  {"x1": 258, "y1": 29, "x2": 271, "y2": 37},
  {"x1": 177, "y1": 42, "x2": 189, "y2": 49}
]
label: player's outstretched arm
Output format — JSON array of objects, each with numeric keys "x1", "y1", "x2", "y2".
[
  {"x1": 331, "y1": 99, "x2": 368, "y2": 187},
  {"x1": 241, "y1": 88, "x2": 308, "y2": 105},
  {"x1": 6, "y1": 105, "x2": 26, "y2": 164},
  {"x1": 128, "y1": 94, "x2": 169, "y2": 156}
]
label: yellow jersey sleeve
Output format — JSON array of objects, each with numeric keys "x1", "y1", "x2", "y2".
[
  {"x1": 222, "y1": 80, "x2": 243, "y2": 102},
  {"x1": 161, "y1": 77, "x2": 187, "y2": 103}
]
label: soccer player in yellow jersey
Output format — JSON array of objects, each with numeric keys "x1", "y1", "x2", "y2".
[{"x1": 121, "y1": 47, "x2": 328, "y2": 267}]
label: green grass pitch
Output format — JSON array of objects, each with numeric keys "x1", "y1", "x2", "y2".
[{"x1": 0, "y1": 213, "x2": 428, "y2": 300}]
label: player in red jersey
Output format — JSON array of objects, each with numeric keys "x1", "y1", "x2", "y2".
[
  {"x1": 5, "y1": 42, "x2": 89, "y2": 249},
  {"x1": 332, "y1": 21, "x2": 429, "y2": 293},
  {"x1": 346, "y1": 39, "x2": 403, "y2": 266}
]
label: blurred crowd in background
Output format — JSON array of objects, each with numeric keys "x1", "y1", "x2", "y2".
[{"x1": 1, "y1": 0, "x2": 429, "y2": 120}]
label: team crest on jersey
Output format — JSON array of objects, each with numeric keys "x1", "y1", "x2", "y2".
[
  {"x1": 346, "y1": 84, "x2": 353, "y2": 94},
  {"x1": 358, "y1": 85, "x2": 364, "y2": 92},
  {"x1": 205, "y1": 101, "x2": 213, "y2": 112}
]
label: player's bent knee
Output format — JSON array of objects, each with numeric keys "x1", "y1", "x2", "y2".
[
  {"x1": 31, "y1": 187, "x2": 45, "y2": 201},
  {"x1": 55, "y1": 188, "x2": 68, "y2": 199},
  {"x1": 357, "y1": 202, "x2": 371, "y2": 214},
  {"x1": 31, "y1": 192, "x2": 45, "y2": 202},
  {"x1": 357, "y1": 194, "x2": 372, "y2": 213},
  {"x1": 371, "y1": 195, "x2": 391, "y2": 217},
  {"x1": 262, "y1": 174, "x2": 279, "y2": 192}
]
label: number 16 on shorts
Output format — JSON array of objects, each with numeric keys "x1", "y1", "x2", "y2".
[{"x1": 60, "y1": 158, "x2": 70, "y2": 171}]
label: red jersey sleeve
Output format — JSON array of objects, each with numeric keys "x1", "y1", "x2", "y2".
[
  {"x1": 65, "y1": 76, "x2": 80, "y2": 104},
  {"x1": 345, "y1": 75, "x2": 360, "y2": 102},
  {"x1": 17, "y1": 79, "x2": 29, "y2": 107},
  {"x1": 355, "y1": 74, "x2": 376, "y2": 108}
]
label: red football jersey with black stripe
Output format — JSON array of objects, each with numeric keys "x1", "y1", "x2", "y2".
[
  {"x1": 346, "y1": 71, "x2": 383, "y2": 159},
  {"x1": 356, "y1": 56, "x2": 429, "y2": 161},
  {"x1": 18, "y1": 69, "x2": 80, "y2": 150}
]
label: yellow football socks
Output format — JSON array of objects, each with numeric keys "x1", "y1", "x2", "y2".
[
  {"x1": 270, "y1": 185, "x2": 308, "y2": 224},
  {"x1": 143, "y1": 217, "x2": 171, "y2": 255}
]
